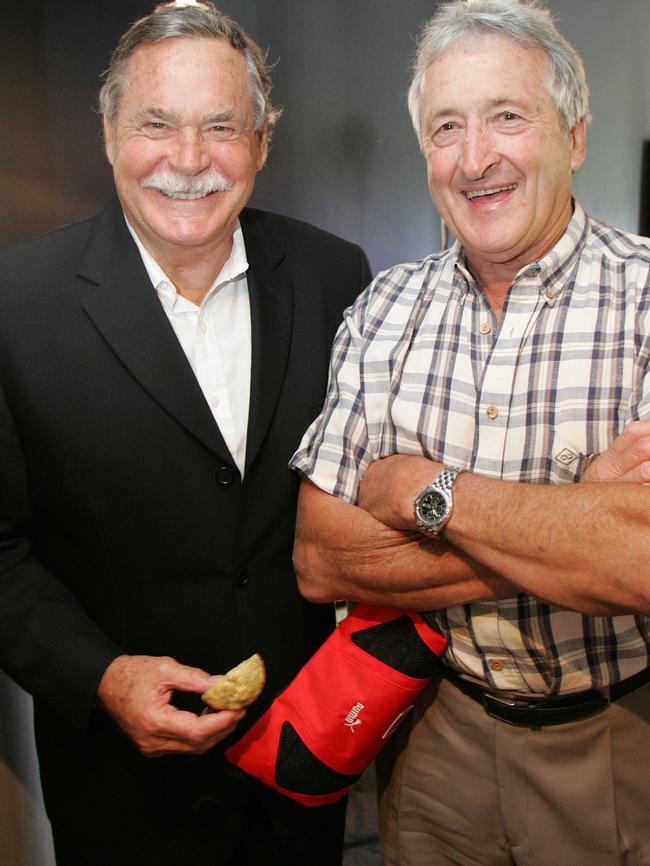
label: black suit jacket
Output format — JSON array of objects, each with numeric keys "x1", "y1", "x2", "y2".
[{"x1": 0, "y1": 201, "x2": 369, "y2": 772}]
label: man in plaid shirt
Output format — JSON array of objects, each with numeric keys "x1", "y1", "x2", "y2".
[{"x1": 290, "y1": 1, "x2": 650, "y2": 864}]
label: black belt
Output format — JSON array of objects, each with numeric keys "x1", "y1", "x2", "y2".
[{"x1": 444, "y1": 666, "x2": 650, "y2": 729}]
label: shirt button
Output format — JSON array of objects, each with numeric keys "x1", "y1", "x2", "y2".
[
  {"x1": 479, "y1": 322, "x2": 492, "y2": 335},
  {"x1": 489, "y1": 659, "x2": 505, "y2": 672},
  {"x1": 486, "y1": 405, "x2": 499, "y2": 420},
  {"x1": 209, "y1": 397, "x2": 220, "y2": 409},
  {"x1": 216, "y1": 466, "x2": 234, "y2": 486},
  {"x1": 235, "y1": 569, "x2": 249, "y2": 587},
  {"x1": 198, "y1": 322, "x2": 207, "y2": 336}
]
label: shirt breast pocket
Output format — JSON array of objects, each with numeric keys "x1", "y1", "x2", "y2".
[
  {"x1": 549, "y1": 421, "x2": 591, "y2": 484},
  {"x1": 549, "y1": 412, "x2": 635, "y2": 484}
]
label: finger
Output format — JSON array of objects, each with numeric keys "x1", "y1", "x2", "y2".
[
  {"x1": 589, "y1": 434, "x2": 650, "y2": 482},
  {"x1": 144, "y1": 706, "x2": 245, "y2": 755},
  {"x1": 157, "y1": 703, "x2": 244, "y2": 739},
  {"x1": 193, "y1": 707, "x2": 245, "y2": 738},
  {"x1": 612, "y1": 436, "x2": 650, "y2": 477},
  {"x1": 613, "y1": 460, "x2": 650, "y2": 485},
  {"x1": 607, "y1": 421, "x2": 650, "y2": 454},
  {"x1": 152, "y1": 658, "x2": 215, "y2": 695}
]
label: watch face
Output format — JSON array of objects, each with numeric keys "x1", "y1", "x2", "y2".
[{"x1": 416, "y1": 490, "x2": 448, "y2": 524}]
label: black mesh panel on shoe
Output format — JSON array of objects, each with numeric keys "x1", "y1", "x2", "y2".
[
  {"x1": 274, "y1": 722, "x2": 362, "y2": 795},
  {"x1": 350, "y1": 615, "x2": 438, "y2": 678}
]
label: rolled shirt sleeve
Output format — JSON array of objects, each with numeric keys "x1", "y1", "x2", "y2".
[{"x1": 290, "y1": 294, "x2": 373, "y2": 505}]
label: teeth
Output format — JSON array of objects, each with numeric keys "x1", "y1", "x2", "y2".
[
  {"x1": 164, "y1": 191, "x2": 211, "y2": 200},
  {"x1": 465, "y1": 185, "x2": 516, "y2": 200}
]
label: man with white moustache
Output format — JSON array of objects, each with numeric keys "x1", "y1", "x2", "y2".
[
  {"x1": 0, "y1": 3, "x2": 369, "y2": 864},
  {"x1": 290, "y1": 1, "x2": 650, "y2": 863}
]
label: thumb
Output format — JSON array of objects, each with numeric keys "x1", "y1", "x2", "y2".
[{"x1": 161, "y1": 659, "x2": 215, "y2": 695}]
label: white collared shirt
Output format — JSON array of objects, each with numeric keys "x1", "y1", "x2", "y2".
[{"x1": 126, "y1": 219, "x2": 251, "y2": 476}]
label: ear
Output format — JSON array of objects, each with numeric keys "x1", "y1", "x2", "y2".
[
  {"x1": 255, "y1": 125, "x2": 269, "y2": 171},
  {"x1": 103, "y1": 116, "x2": 116, "y2": 166},
  {"x1": 569, "y1": 117, "x2": 587, "y2": 172}
]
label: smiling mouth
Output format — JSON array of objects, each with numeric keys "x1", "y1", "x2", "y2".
[
  {"x1": 464, "y1": 184, "x2": 517, "y2": 201},
  {"x1": 159, "y1": 190, "x2": 215, "y2": 201}
]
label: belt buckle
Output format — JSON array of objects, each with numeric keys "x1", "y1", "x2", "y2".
[{"x1": 481, "y1": 693, "x2": 541, "y2": 728}]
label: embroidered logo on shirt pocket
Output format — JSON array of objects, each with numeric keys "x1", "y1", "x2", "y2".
[{"x1": 550, "y1": 423, "x2": 587, "y2": 483}]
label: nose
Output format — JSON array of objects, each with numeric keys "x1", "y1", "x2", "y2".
[
  {"x1": 168, "y1": 127, "x2": 211, "y2": 175},
  {"x1": 458, "y1": 125, "x2": 498, "y2": 181}
]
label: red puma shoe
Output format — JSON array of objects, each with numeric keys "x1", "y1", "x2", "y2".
[{"x1": 225, "y1": 604, "x2": 447, "y2": 805}]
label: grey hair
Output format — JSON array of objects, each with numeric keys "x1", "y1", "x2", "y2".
[
  {"x1": 408, "y1": 0, "x2": 590, "y2": 148},
  {"x1": 99, "y1": 1, "x2": 281, "y2": 141}
]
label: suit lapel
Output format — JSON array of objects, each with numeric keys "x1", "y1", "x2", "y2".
[
  {"x1": 76, "y1": 202, "x2": 233, "y2": 462},
  {"x1": 242, "y1": 210, "x2": 294, "y2": 471}
]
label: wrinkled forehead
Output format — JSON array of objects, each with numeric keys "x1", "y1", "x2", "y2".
[
  {"x1": 429, "y1": 34, "x2": 553, "y2": 92},
  {"x1": 119, "y1": 36, "x2": 253, "y2": 115},
  {"x1": 420, "y1": 34, "x2": 556, "y2": 117}
]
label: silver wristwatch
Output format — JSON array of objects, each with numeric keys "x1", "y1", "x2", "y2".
[{"x1": 414, "y1": 466, "x2": 464, "y2": 537}]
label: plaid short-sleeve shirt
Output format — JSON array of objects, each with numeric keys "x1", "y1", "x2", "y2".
[{"x1": 290, "y1": 203, "x2": 650, "y2": 695}]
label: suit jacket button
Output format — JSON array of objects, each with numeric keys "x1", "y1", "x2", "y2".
[
  {"x1": 235, "y1": 569, "x2": 249, "y2": 587},
  {"x1": 216, "y1": 466, "x2": 234, "y2": 486}
]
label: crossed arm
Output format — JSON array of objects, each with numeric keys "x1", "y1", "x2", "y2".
[{"x1": 293, "y1": 421, "x2": 650, "y2": 617}]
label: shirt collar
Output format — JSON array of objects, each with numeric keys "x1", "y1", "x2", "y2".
[
  {"x1": 452, "y1": 200, "x2": 589, "y2": 305},
  {"x1": 124, "y1": 216, "x2": 249, "y2": 309},
  {"x1": 527, "y1": 200, "x2": 589, "y2": 304}
]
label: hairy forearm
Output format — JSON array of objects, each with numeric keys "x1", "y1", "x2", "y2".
[
  {"x1": 293, "y1": 480, "x2": 515, "y2": 610},
  {"x1": 447, "y1": 473, "x2": 650, "y2": 615},
  {"x1": 297, "y1": 422, "x2": 650, "y2": 616}
]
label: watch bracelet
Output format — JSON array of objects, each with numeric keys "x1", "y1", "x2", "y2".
[{"x1": 414, "y1": 465, "x2": 464, "y2": 537}]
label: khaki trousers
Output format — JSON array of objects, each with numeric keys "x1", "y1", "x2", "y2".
[{"x1": 377, "y1": 670, "x2": 650, "y2": 866}]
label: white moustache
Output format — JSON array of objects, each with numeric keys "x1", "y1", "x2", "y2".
[{"x1": 141, "y1": 169, "x2": 233, "y2": 200}]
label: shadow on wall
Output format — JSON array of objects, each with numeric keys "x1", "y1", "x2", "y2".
[
  {"x1": 0, "y1": 170, "x2": 101, "y2": 250},
  {"x1": 640, "y1": 141, "x2": 650, "y2": 237},
  {"x1": 0, "y1": 673, "x2": 55, "y2": 865}
]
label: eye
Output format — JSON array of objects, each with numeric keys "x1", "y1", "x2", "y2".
[
  {"x1": 205, "y1": 124, "x2": 238, "y2": 141},
  {"x1": 494, "y1": 110, "x2": 526, "y2": 133},
  {"x1": 430, "y1": 120, "x2": 461, "y2": 146},
  {"x1": 142, "y1": 121, "x2": 172, "y2": 138}
]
